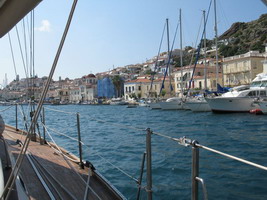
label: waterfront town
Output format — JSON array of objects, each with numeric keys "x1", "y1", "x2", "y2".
[{"x1": 1, "y1": 43, "x2": 267, "y2": 104}]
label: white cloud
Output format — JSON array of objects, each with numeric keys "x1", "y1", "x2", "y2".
[{"x1": 35, "y1": 20, "x2": 51, "y2": 32}]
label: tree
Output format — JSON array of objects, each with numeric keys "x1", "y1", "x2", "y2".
[
  {"x1": 112, "y1": 75, "x2": 123, "y2": 97},
  {"x1": 161, "y1": 89, "x2": 166, "y2": 97}
]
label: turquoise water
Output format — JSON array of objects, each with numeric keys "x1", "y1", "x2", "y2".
[{"x1": 1, "y1": 105, "x2": 267, "y2": 200}]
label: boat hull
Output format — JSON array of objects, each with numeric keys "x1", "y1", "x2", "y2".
[
  {"x1": 205, "y1": 97, "x2": 259, "y2": 113},
  {"x1": 159, "y1": 101, "x2": 183, "y2": 110},
  {"x1": 148, "y1": 102, "x2": 161, "y2": 109},
  {"x1": 257, "y1": 101, "x2": 267, "y2": 114},
  {"x1": 185, "y1": 100, "x2": 211, "y2": 112}
]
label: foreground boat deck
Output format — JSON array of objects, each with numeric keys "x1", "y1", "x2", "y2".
[{"x1": 1, "y1": 125, "x2": 123, "y2": 200}]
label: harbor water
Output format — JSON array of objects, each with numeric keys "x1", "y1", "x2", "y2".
[{"x1": 1, "y1": 104, "x2": 267, "y2": 200}]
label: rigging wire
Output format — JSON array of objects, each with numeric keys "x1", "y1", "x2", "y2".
[
  {"x1": 160, "y1": 16, "x2": 180, "y2": 94},
  {"x1": 41, "y1": 123, "x2": 102, "y2": 199},
  {"x1": 148, "y1": 21, "x2": 167, "y2": 99},
  {"x1": 186, "y1": 0, "x2": 213, "y2": 93},
  {"x1": 7, "y1": 33, "x2": 18, "y2": 77},
  {"x1": 39, "y1": 121, "x2": 140, "y2": 184},
  {"x1": 2, "y1": 1, "x2": 80, "y2": 199}
]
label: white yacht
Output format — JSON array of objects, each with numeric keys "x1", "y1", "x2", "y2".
[
  {"x1": 205, "y1": 73, "x2": 267, "y2": 113},
  {"x1": 159, "y1": 97, "x2": 183, "y2": 110}
]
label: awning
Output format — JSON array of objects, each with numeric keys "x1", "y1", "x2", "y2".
[{"x1": 0, "y1": 0, "x2": 42, "y2": 38}]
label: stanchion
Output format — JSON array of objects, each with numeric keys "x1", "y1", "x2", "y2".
[
  {"x1": 77, "y1": 112, "x2": 84, "y2": 169},
  {"x1": 15, "y1": 104, "x2": 18, "y2": 131},
  {"x1": 191, "y1": 140, "x2": 199, "y2": 200},
  {"x1": 146, "y1": 128, "x2": 152, "y2": 200},
  {"x1": 136, "y1": 152, "x2": 146, "y2": 200}
]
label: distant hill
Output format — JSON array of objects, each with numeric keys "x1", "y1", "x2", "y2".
[
  {"x1": 172, "y1": 14, "x2": 267, "y2": 68},
  {"x1": 218, "y1": 13, "x2": 267, "y2": 57}
]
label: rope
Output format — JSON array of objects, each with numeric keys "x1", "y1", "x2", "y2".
[
  {"x1": 152, "y1": 129, "x2": 267, "y2": 171},
  {"x1": 2, "y1": 1, "x2": 80, "y2": 198},
  {"x1": 42, "y1": 121, "x2": 139, "y2": 184},
  {"x1": 86, "y1": 116, "x2": 146, "y2": 132},
  {"x1": 8, "y1": 33, "x2": 18, "y2": 77},
  {"x1": 41, "y1": 123, "x2": 102, "y2": 199},
  {"x1": 86, "y1": 145, "x2": 139, "y2": 183},
  {"x1": 197, "y1": 144, "x2": 267, "y2": 171},
  {"x1": 43, "y1": 125, "x2": 81, "y2": 144},
  {"x1": 0, "y1": 105, "x2": 13, "y2": 112},
  {"x1": 45, "y1": 107, "x2": 77, "y2": 115}
]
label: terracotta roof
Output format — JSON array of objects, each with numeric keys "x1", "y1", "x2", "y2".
[{"x1": 126, "y1": 79, "x2": 151, "y2": 83}]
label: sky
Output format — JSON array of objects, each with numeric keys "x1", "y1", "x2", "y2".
[{"x1": 0, "y1": 0, "x2": 266, "y2": 86}]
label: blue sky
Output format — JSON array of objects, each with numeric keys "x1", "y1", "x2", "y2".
[{"x1": 0, "y1": 0, "x2": 266, "y2": 85}]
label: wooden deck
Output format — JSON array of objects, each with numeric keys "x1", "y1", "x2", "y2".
[{"x1": 1, "y1": 125, "x2": 124, "y2": 200}]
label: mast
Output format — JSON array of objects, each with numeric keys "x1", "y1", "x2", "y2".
[
  {"x1": 179, "y1": 8, "x2": 183, "y2": 96},
  {"x1": 214, "y1": 0, "x2": 219, "y2": 88},
  {"x1": 203, "y1": 10, "x2": 207, "y2": 91},
  {"x1": 166, "y1": 18, "x2": 171, "y2": 96}
]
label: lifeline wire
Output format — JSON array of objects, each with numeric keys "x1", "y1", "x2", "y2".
[
  {"x1": 152, "y1": 129, "x2": 267, "y2": 171},
  {"x1": 41, "y1": 121, "x2": 139, "y2": 184},
  {"x1": 41, "y1": 122, "x2": 102, "y2": 199},
  {"x1": 2, "y1": 1, "x2": 80, "y2": 199},
  {"x1": 0, "y1": 105, "x2": 13, "y2": 112}
]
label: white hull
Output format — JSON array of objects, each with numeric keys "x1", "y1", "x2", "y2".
[
  {"x1": 110, "y1": 101, "x2": 128, "y2": 105},
  {"x1": 186, "y1": 100, "x2": 211, "y2": 112},
  {"x1": 148, "y1": 102, "x2": 161, "y2": 109},
  {"x1": 139, "y1": 103, "x2": 148, "y2": 107},
  {"x1": 257, "y1": 101, "x2": 267, "y2": 114},
  {"x1": 205, "y1": 97, "x2": 259, "y2": 113},
  {"x1": 159, "y1": 101, "x2": 183, "y2": 110}
]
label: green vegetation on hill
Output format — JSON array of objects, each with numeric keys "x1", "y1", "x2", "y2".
[
  {"x1": 218, "y1": 14, "x2": 267, "y2": 57},
  {"x1": 172, "y1": 13, "x2": 267, "y2": 68}
]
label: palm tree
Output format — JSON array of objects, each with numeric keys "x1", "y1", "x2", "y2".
[{"x1": 112, "y1": 75, "x2": 123, "y2": 97}]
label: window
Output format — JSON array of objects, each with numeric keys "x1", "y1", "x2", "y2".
[
  {"x1": 138, "y1": 86, "x2": 141, "y2": 91},
  {"x1": 260, "y1": 90, "x2": 266, "y2": 96},
  {"x1": 247, "y1": 91, "x2": 256, "y2": 96},
  {"x1": 132, "y1": 86, "x2": 134, "y2": 91},
  {"x1": 155, "y1": 85, "x2": 157, "y2": 90},
  {"x1": 213, "y1": 80, "x2": 216, "y2": 88},
  {"x1": 199, "y1": 82, "x2": 202, "y2": 89}
]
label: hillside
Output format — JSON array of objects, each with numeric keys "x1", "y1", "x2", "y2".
[
  {"x1": 173, "y1": 14, "x2": 267, "y2": 68},
  {"x1": 218, "y1": 13, "x2": 267, "y2": 57}
]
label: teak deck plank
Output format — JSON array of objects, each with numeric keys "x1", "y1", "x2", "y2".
[{"x1": 2, "y1": 125, "x2": 122, "y2": 200}]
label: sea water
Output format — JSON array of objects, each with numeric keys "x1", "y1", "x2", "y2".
[{"x1": 1, "y1": 104, "x2": 267, "y2": 200}]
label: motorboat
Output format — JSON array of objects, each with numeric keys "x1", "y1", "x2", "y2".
[
  {"x1": 159, "y1": 97, "x2": 183, "y2": 110},
  {"x1": 109, "y1": 98, "x2": 128, "y2": 105},
  {"x1": 205, "y1": 73, "x2": 267, "y2": 113}
]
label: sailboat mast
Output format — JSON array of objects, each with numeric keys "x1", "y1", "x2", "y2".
[
  {"x1": 203, "y1": 10, "x2": 207, "y2": 91},
  {"x1": 214, "y1": 0, "x2": 219, "y2": 88},
  {"x1": 166, "y1": 18, "x2": 172, "y2": 95},
  {"x1": 179, "y1": 8, "x2": 183, "y2": 96}
]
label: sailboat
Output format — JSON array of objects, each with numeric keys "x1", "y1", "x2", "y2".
[
  {"x1": 0, "y1": 1, "x2": 125, "y2": 199},
  {"x1": 159, "y1": 9, "x2": 184, "y2": 110},
  {"x1": 147, "y1": 18, "x2": 169, "y2": 110},
  {"x1": 185, "y1": 0, "x2": 223, "y2": 112},
  {"x1": 185, "y1": 9, "x2": 211, "y2": 112}
]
